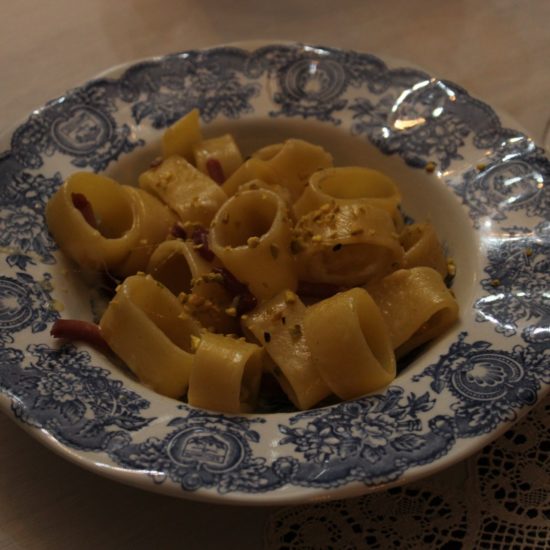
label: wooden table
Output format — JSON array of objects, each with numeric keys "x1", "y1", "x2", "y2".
[{"x1": 0, "y1": 1, "x2": 549, "y2": 548}]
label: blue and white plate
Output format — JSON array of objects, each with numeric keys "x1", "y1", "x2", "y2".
[{"x1": 0, "y1": 42, "x2": 548, "y2": 505}]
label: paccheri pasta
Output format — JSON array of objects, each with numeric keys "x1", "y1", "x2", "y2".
[{"x1": 47, "y1": 108, "x2": 459, "y2": 414}]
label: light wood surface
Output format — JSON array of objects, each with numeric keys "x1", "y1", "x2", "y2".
[{"x1": 0, "y1": 1, "x2": 549, "y2": 548}]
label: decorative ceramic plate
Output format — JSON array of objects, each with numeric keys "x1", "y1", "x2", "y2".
[{"x1": 0, "y1": 42, "x2": 548, "y2": 505}]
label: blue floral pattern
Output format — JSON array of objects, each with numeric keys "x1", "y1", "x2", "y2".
[
  {"x1": 276, "y1": 388, "x2": 457, "y2": 488},
  {"x1": 11, "y1": 80, "x2": 143, "y2": 171},
  {"x1": 414, "y1": 333, "x2": 549, "y2": 437},
  {"x1": 0, "y1": 344, "x2": 152, "y2": 450},
  {"x1": 112, "y1": 408, "x2": 281, "y2": 493},
  {"x1": 0, "y1": 152, "x2": 60, "y2": 269},
  {"x1": 119, "y1": 49, "x2": 260, "y2": 127},
  {"x1": 0, "y1": 272, "x2": 58, "y2": 345},
  {"x1": 0, "y1": 43, "x2": 548, "y2": 502},
  {"x1": 475, "y1": 222, "x2": 550, "y2": 340},
  {"x1": 347, "y1": 75, "x2": 504, "y2": 170},
  {"x1": 452, "y1": 143, "x2": 550, "y2": 228}
]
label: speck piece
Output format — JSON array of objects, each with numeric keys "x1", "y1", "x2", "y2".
[
  {"x1": 284, "y1": 290, "x2": 297, "y2": 304},
  {"x1": 247, "y1": 236, "x2": 261, "y2": 248},
  {"x1": 225, "y1": 306, "x2": 238, "y2": 317},
  {"x1": 425, "y1": 161, "x2": 437, "y2": 173}
]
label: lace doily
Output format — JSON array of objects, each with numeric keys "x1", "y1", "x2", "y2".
[{"x1": 264, "y1": 396, "x2": 550, "y2": 549}]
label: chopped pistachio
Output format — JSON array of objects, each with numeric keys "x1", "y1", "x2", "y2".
[
  {"x1": 190, "y1": 334, "x2": 202, "y2": 353},
  {"x1": 447, "y1": 258, "x2": 456, "y2": 277},
  {"x1": 188, "y1": 294, "x2": 205, "y2": 307},
  {"x1": 204, "y1": 272, "x2": 224, "y2": 284},
  {"x1": 225, "y1": 306, "x2": 238, "y2": 317},
  {"x1": 247, "y1": 236, "x2": 261, "y2": 248},
  {"x1": 284, "y1": 290, "x2": 297, "y2": 304}
]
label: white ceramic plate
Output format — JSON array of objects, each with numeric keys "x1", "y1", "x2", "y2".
[{"x1": 0, "y1": 42, "x2": 548, "y2": 505}]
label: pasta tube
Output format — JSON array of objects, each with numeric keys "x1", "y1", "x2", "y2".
[
  {"x1": 146, "y1": 240, "x2": 238, "y2": 333},
  {"x1": 238, "y1": 179, "x2": 293, "y2": 206},
  {"x1": 209, "y1": 189, "x2": 297, "y2": 300},
  {"x1": 400, "y1": 223, "x2": 448, "y2": 278},
  {"x1": 139, "y1": 155, "x2": 227, "y2": 226},
  {"x1": 162, "y1": 108, "x2": 202, "y2": 161},
  {"x1": 303, "y1": 288, "x2": 396, "y2": 399},
  {"x1": 188, "y1": 333, "x2": 263, "y2": 413},
  {"x1": 367, "y1": 267, "x2": 459, "y2": 357},
  {"x1": 294, "y1": 202, "x2": 404, "y2": 286},
  {"x1": 146, "y1": 239, "x2": 213, "y2": 297},
  {"x1": 252, "y1": 143, "x2": 284, "y2": 161},
  {"x1": 265, "y1": 139, "x2": 333, "y2": 200},
  {"x1": 46, "y1": 172, "x2": 173, "y2": 275},
  {"x1": 294, "y1": 167, "x2": 401, "y2": 222},
  {"x1": 192, "y1": 134, "x2": 243, "y2": 182},
  {"x1": 114, "y1": 187, "x2": 176, "y2": 276},
  {"x1": 241, "y1": 290, "x2": 331, "y2": 410},
  {"x1": 99, "y1": 274, "x2": 203, "y2": 398},
  {"x1": 222, "y1": 157, "x2": 279, "y2": 196},
  {"x1": 223, "y1": 139, "x2": 332, "y2": 200}
]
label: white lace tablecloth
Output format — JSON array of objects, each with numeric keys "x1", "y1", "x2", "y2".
[{"x1": 264, "y1": 395, "x2": 550, "y2": 549}]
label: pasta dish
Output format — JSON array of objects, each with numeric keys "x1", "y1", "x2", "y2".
[{"x1": 46, "y1": 109, "x2": 458, "y2": 413}]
